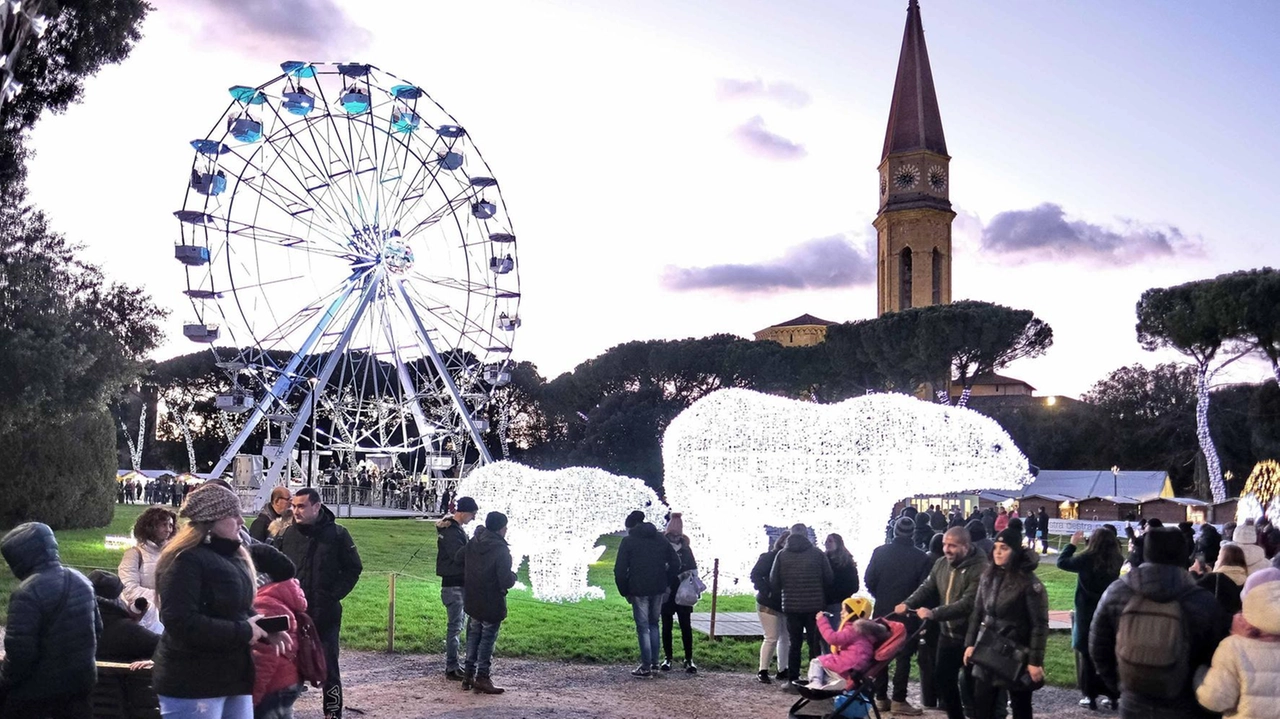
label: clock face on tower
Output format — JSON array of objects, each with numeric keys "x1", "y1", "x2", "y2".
[
  {"x1": 893, "y1": 164, "x2": 919, "y2": 190},
  {"x1": 928, "y1": 166, "x2": 947, "y2": 192}
]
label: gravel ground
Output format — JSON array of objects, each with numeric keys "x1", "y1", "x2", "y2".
[{"x1": 291, "y1": 651, "x2": 1098, "y2": 718}]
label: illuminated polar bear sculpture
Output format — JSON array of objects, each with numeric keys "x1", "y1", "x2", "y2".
[
  {"x1": 662, "y1": 388, "x2": 1032, "y2": 594},
  {"x1": 456, "y1": 462, "x2": 667, "y2": 602}
]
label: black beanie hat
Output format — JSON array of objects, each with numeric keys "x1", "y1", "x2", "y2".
[
  {"x1": 485, "y1": 511, "x2": 508, "y2": 532},
  {"x1": 1144, "y1": 527, "x2": 1187, "y2": 566},
  {"x1": 625, "y1": 510, "x2": 646, "y2": 529},
  {"x1": 895, "y1": 517, "x2": 915, "y2": 538},
  {"x1": 250, "y1": 544, "x2": 296, "y2": 583},
  {"x1": 994, "y1": 525, "x2": 1023, "y2": 549},
  {"x1": 87, "y1": 569, "x2": 124, "y2": 600},
  {"x1": 966, "y1": 519, "x2": 987, "y2": 542}
]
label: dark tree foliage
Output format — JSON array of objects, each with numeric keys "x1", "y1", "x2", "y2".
[
  {"x1": 967, "y1": 397, "x2": 1107, "y2": 472},
  {"x1": 0, "y1": 408, "x2": 118, "y2": 529},
  {"x1": 1, "y1": 0, "x2": 152, "y2": 196},
  {"x1": 1218, "y1": 268, "x2": 1280, "y2": 384}
]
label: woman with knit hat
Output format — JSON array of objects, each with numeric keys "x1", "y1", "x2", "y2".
[
  {"x1": 660, "y1": 512, "x2": 698, "y2": 673},
  {"x1": 1196, "y1": 567, "x2": 1280, "y2": 717},
  {"x1": 153, "y1": 483, "x2": 292, "y2": 719},
  {"x1": 964, "y1": 524, "x2": 1049, "y2": 719}
]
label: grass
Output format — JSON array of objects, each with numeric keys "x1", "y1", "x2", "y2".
[{"x1": 2, "y1": 506, "x2": 1086, "y2": 687}]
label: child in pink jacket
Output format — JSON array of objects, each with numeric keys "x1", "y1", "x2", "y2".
[{"x1": 813, "y1": 605, "x2": 890, "y2": 684}]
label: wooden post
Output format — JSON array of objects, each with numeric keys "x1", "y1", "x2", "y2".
[
  {"x1": 709, "y1": 558, "x2": 720, "y2": 640},
  {"x1": 386, "y1": 572, "x2": 397, "y2": 652}
]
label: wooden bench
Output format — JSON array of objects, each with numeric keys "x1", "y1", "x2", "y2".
[{"x1": 92, "y1": 661, "x2": 159, "y2": 719}]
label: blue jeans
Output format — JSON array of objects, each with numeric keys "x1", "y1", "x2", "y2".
[
  {"x1": 254, "y1": 685, "x2": 301, "y2": 719},
  {"x1": 441, "y1": 586, "x2": 465, "y2": 671},
  {"x1": 464, "y1": 616, "x2": 503, "y2": 677},
  {"x1": 631, "y1": 594, "x2": 664, "y2": 667},
  {"x1": 158, "y1": 694, "x2": 252, "y2": 719}
]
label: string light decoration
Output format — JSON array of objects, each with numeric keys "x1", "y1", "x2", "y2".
[
  {"x1": 662, "y1": 388, "x2": 1033, "y2": 593},
  {"x1": 1237, "y1": 460, "x2": 1280, "y2": 524},
  {"x1": 456, "y1": 461, "x2": 668, "y2": 602}
]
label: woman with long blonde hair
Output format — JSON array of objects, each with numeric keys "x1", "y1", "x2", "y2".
[{"x1": 152, "y1": 484, "x2": 290, "y2": 719}]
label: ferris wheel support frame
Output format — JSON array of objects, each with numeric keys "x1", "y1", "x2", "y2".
[
  {"x1": 264, "y1": 267, "x2": 388, "y2": 486},
  {"x1": 397, "y1": 279, "x2": 493, "y2": 464},
  {"x1": 210, "y1": 272, "x2": 364, "y2": 478}
]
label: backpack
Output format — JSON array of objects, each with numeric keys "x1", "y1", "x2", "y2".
[
  {"x1": 294, "y1": 610, "x2": 328, "y2": 687},
  {"x1": 1115, "y1": 591, "x2": 1190, "y2": 699}
]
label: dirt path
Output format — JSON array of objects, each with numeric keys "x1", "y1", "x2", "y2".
[{"x1": 291, "y1": 651, "x2": 1095, "y2": 718}]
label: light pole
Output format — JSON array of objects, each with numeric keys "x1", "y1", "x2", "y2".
[
  {"x1": 1111, "y1": 465, "x2": 1120, "y2": 498},
  {"x1": 308, "y1": 377, "x2": 319, "y2": 488}
]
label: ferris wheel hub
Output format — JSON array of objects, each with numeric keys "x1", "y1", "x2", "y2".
[{"x1": 381, "y1": 239, "x2": 414, "y2": 274}]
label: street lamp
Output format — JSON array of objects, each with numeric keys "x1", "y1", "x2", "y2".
[
  {"x1": 1111, "y1": 465, "x2": 1120, "y2": 498},
  {"x1": 308, "y1": 377, "x2": 319, "y2": 488}
]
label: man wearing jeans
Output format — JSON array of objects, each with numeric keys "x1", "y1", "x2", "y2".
[
  {"x1": 459, "y1": 512, "x2": 517, "y2": 694},
  {"x1": 614, "y1": 510, "x2": 680, "y2": 677},
  {"x1": 435, "y1": 496, "x2": 477, "y2": 680}
]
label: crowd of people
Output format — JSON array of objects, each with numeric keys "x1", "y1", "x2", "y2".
[
  {"x1": 117, "y1": 476, "x2": 197, "y2": 507},
  {"x1": 10, "y1": 487, "x2": 1280, "y2": 719}
]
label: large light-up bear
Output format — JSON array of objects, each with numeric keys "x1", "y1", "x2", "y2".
[
  {"x1": 456, "y1": 462, "x2": 667, "y2": 602},
  {"x1": 662, "y1": 388, "x2": 1032, "y2": 594}
]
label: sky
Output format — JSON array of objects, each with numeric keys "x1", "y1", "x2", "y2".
[{"x1": 20, "y1": 0, "x2": 1280, "y2": 398}]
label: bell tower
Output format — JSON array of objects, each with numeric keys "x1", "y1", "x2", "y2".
[{"x1": 874, "y1": 0, "x2": 955, "y2": 315}]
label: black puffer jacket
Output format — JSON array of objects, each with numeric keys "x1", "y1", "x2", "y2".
[
  {"x1": 615, "y1": 522, "x2": 679, "y2": 598},
  {"x1": 769, "y1": 533, "x2": 832, "y2": 614},
  {"x1": 751, "y1": 549, "x2": 783, "y2": 611},
  {"x1": 664, "y1": 533, "x2": 697, "y2": 600},
  {"x1": 1088, "y1": 562, "x2": 1227, "y2": 718},
  {"x1": 864, "y1": 536, "x2": 933, "y2": 618},
  {"x1": 0, "y1": 523, "x2": 100, "y2": 701},
  {"x1": 153, "y1": 540, "x2": 256, "y2": 699},
  {"x1": 913, "y1": 516, "x2": 936, "y2": 549},
  {"x1": 461, "y1": 527, "x2": 517, "y2": 623},
  {"x1": 96, "y1": 598, "x2": 159, "y2": 662},
  {"x1": 825, "y1": 554, "x2": 859, "y2": 606},
  {"x1": 435, "y1": 515, "x2": 469, "y2": 587},
  {"x1": 277, "y1": 505, "x2": 363, "y2": 627},
  {"x1": 965, "y1": 550, "x2": 1049, "y2": 674}
]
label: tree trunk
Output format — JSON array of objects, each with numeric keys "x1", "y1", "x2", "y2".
[{"x1": 1195, "y1": 364, "x2": 1226, "y2": 503}]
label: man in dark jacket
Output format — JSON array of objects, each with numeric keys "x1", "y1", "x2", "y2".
[
  {"x1": 614, "y1": 510, "x2": 680, "y2": 677},
  {"x1": 459, "y1": 512, "x2": 517, "y2": 694},
  {"x1": 914, "y1": 510, "x2": 937, "y2": 550},
  {"x1": 967, "y1": 520, "x2": 994, "y2": 560},
  {"x1": 248, "y1": 486, "x2": 292, "y2": 542},
  {"x1": 0, "y1": 522, "x2": 101, "y2": 719},
  {"x1": 897, "y1": 527, "x2": 988, "y2": 719},
  {"x1": 1024, "y1": 512, "x2": 1039, "y2": 551},
  {"x1": 279, "y1": 488, "x2": 363, "y2": 719},
  {"x1": 435, "y1": 495, "x2": 478, "y2": 680},
  {"x1": 1089, "y1": 527, "x2": 1227, "y2": 719},
  {"x1": 865, "y1": 517, "x2": 933, "y2": 715},
  {"x1": 87, "y1": 570, "x2": 158, "y2": 662},
  {"x1": 929, "y1": 506, "x2": 947, "y2": 532},
  {"x1": 770, "y1": 523, "x2": 833, "y2": 688}
]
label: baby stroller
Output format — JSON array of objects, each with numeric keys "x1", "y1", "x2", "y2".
[{"x1": 787, "y1": 612, "x2": 928, "y2": 719}]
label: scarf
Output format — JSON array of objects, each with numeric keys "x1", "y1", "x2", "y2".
[{"x1": 1232, "y1": 613, "x2": 1280, "y2": 642}]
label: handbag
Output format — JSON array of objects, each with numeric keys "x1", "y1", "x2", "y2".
[
  {"x1": 674, "y1": 571, "x2": 706, "y2": 607},
  {"x1": 969, "y1": 618, "x2": 1029, "y2": 687}
]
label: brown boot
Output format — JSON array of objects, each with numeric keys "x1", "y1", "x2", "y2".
[
  {"x1": 460, "y1": 671, "x2": 474, "y2": 691},
  {"x1": 472, "y1": 675, "x2": 505, "y2": 695}
]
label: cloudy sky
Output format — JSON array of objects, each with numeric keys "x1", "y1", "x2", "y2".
[{"x1": 21, "y1": 0, "x2": 1280, "y2": 397}]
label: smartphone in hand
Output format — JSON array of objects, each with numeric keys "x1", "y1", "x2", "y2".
[{"x1": 257, "y1": 615, "x2": 289, "y2": 633}]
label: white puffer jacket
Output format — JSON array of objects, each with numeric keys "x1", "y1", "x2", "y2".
[
  {"x1": 1195, "y1": 578, "x2": 1280, "y2": 717},
  {"x1": 118, "y1": 540, "x2": 164, "y2": 633},
  {"x1": 1226, "y1": 524, "x2": 1269, "y2": 575}
]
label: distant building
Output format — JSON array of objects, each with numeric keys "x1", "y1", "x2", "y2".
[
  {"x1": 753, "y1": 314, "x2": 836, "y2": 347},
  {"x1": 949, "y1": 373, "x2": 1036, "y2": 399}
]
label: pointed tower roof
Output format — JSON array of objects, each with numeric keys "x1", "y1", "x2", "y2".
[{"x1": 881, "y1": 0, "x2": 947, "y2": 161}]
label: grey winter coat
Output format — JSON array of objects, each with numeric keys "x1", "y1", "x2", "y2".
[
  {"x1": 904, "y1": 547, "x2": 988, "y2": 645},
  {"x1": 1089, "y1": 562, "x2": 1227, "y2": 719},
  {"x1": 0, "y1": 523, "x2": 101, "y2": 702},
  {"x1": 769, "y1": 533, "x2": 832, "y2": 614}
]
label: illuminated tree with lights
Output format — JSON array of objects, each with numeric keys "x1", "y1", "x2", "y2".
[
  {"x1": 1238, "y1": 460, "x2": 1280, "y2": 523},
  {"x1": 1137, "y1": 278, "x2": 1250, "y2": 502}
]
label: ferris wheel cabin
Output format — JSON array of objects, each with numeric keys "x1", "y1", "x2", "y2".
[
  {"x1": 215, "y1": 391, "x2": 255, "y2": 413},
  {"x1": 489, "y1": 255, "x2": 514, "y2": 274},
  {"x1": 190, "y1": 169, "x2": 227, "y2": 197},
  {"x1": 483, "y1": 365, "x2": 512, "y2": 386},
  {"x1": 174, "y1": 244, "x2": 210, "y2": 266},
  {"x1": 498, "y1": 313, "x2": 521, "y2": 331},
  {"x1": 183, "y1": 323, "x2": 220, "y2": 343}
]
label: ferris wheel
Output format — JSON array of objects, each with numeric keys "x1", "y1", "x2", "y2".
[{"x1": 173, "y1": 61, "x2": 521, "y2": 484}]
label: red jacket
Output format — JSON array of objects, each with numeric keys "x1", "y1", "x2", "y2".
[
  {"x1": 251, "y1": 579, "x2": 307, "y2": 705},
  {"x1": 815, "y1": 615, "x2": 878, "y2": 678}
]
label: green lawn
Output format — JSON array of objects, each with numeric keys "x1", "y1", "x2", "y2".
[{"x1": 2, "y1": 506, "x2": 1084, "y2": 687}]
